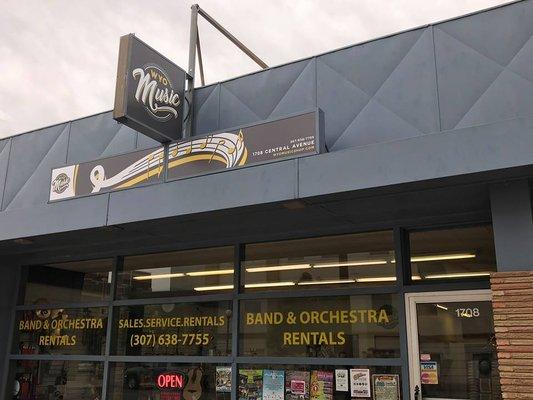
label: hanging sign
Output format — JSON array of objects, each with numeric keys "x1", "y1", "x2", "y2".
[{"x1": 113, "y1": 34, "x2": 186, "y2": 143}]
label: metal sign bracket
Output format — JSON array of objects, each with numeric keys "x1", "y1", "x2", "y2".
[{"x1": 183, "y1": 4, "x2": 269, "y2": 138}]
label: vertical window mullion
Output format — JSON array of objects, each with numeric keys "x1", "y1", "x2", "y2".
[
  {"x1": 101, "y1": 255, "x2": 121, "y2": 400},
  {"x1": 231, "y1": 243, "x2": 242, "y2": 400}
]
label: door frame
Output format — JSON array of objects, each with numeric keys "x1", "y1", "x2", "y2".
[{"x1": 405, "y1": 289, "x2": 493, "y2": 400}]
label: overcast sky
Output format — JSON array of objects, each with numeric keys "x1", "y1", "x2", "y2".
[{"x1": 0, "y1": 0, "x2": 510, "y2": 138}]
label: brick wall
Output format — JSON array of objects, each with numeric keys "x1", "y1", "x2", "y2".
[{"x1": 491, "y1": 271, "x2": 533, "y2": 399}]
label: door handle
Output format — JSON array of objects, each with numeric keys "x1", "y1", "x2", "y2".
[{"x1": 414, "y1": 384, "x2": 421, "y2": 400}]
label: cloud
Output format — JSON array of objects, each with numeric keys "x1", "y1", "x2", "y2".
[{"x1": 0, "y1": 0, "x2": 508, "y2": 138}]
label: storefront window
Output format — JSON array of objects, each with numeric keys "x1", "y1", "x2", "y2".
[
  {"x1": 113, "y1": 301, "x2": 232, "y2": 356},
  {"x1": 21, "y1": 258, "x2": 113, "y2": 304},
  {"x1": 239, "y1": 294, "x2": 400, "y2": 358},
  {"x1": 117, "y1": 247, "x2": 234, "y2": 299},
  {"x1": 107, "y1": 362, "x2": 231, "y2": 400},
  {"x1": 12, "y1": 307, "x2": 108, "y2": 355},
  {"x1": 10, "y1": 360, "x2": 103, "y2": 400},
  {"x1": 242, "y1": 232, "x2": 396, "y2": 291},
  {"x1": 409, "y1": 225, "x2": 496, "y2": 282},
  {"x1": 416, "y1": 301, "x2": 499, "y2": 399},
  {"x1": 238, "y1": 364, "x2": 401, "y2": 400}
]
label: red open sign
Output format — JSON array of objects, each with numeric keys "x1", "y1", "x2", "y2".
[{"x1": 156, "y1": 372, "x2": 185, "y2": 390}]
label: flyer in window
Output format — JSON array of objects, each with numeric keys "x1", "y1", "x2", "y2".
[
  {"x1": 216, "y1": 366, "x2": 232, "y2": 392},
  {"x1": 335, "y1": 369, "x2": 349, "y2": 392},
  {"x1": 310, "y1": 370, "x2": 333, "y2": 400},
  {"x1": 263, "y1": 370, "x2": 285, "y2": 400},
  {"x1": 286, "y1": 371, "x2": 310, "y2": 400},
  {"x1": 372, "y1": 374, "x2": 400, "y2": 400},
  {"x1": 420, "y1": 362, "x2": 438, "y2": 385},
  {"x1": 350, "y1": 369, "x2": 371, "y2": 397},
  {"x1": 239, "y1": 369, "x2": 263, "y2": 400}
]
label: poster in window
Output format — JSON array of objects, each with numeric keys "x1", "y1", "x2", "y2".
[
  {"x1": 263, "y1": 370, "x2": 285, "y2": 400},
  {"x1": 310, "y1": 370, "x2": 333, "y2": 400},
  {"x1": 420, "y1": 362, "x2": 438, "y2": 385},
  {"x1": 216, "y1": 366, "x2": 232, "y2": 392},
  {"x1": 335, "y1": 369, "x2": 349, "y2": 392},
  {"x1": 372, "y1": 374, "x2": 400, "y2": 400},
  {"x1": 350, "y1": 369, "x2": 371, "y2": 397},
  {"x1": 286, "y1": 370, "x2": 310, "y2": 400},
  {"x1": 239, "y1": 369, "x2": 263, "y2": 400}
]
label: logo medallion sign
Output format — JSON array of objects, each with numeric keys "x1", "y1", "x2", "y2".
[{"x1": 113, "y1": 34, "x2": 186, "y2": 143}]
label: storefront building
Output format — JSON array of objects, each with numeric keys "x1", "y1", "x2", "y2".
[{"x1": 1, "y1": 1, "x2": 533, "y2": 399}]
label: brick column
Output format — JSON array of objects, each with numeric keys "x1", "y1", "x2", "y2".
[{"x1": 491, "y1": 271, "x2": 533, "y2": 399}]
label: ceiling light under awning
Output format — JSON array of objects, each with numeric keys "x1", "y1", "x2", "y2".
[
  {"x1": 246, "y1": 264, "x2": 311, "y2": 273},
  {"x1": 298, "y1": 279, "x2": 356, "y2": 286},
  {"x1": 244, "y1": 281, "x2": 295, "y2": 288},
  {"x1": 133, "y1": 272, "x2": 185, "y2": 281},
  {"x1": 186, "y1": 269, "x2": 234, "y2": 276}
]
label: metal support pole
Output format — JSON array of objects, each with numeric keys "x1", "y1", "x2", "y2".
[
  {"x1": 196, "y1": 27, "x2": 206, "y2": 86},
  {"x1": 184, "y1": 4, "x2": 199, "y2": 139},
  {"x1": 197, "y1": 7, "x2": 269, "y2": 69}
]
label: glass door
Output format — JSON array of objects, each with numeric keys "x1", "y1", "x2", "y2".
[{"x1": 406, "y1": 290, "x2": 501, "y2": 400}]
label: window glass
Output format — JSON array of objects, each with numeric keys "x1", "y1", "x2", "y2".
[
  {"x1": 240, "y1": 294, "x2": 399, "y2": 358},
  {"x1": 409, "y1": 225, "x2": 496, "y2": 282},
  {"x1": 9, "y1": 360, "x2": 103, "y2": 400},
  {"x1": 238, "y1": 364, "x2": 401, "y2": 400},
  {"x1": 22, "y1": 258, "x2": 113, "y2": 304},
  {"x1": 416, "y1": 301, "x2": 500, "y2": 399},
  {"x1": 113, "y1": 301, "x2": 232, "y2": 356},
  {"x1": 107, "y1": 362, "x2": 231, "y2": 400},
  {"x1": 117, "y1": 247, "x2": 234, "y2": 299},
  {"x1": 242, "y1": 232, "x2": 396, "y2": 291},
  {"x1": 12, "y1": 307, "x2": 108, "y2": 356}
]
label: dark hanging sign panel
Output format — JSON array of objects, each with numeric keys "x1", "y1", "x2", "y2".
[
  {"x1": 113, "y1": 34, "x2": 186, "y2": 143},
  {"x1": 167, "y1": 110, "x2": 322, "y2": 181},
  {"x1": 49, "y1": 147, "x2": 165, "y2": 201}
]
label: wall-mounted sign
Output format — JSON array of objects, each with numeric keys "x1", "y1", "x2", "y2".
[
  {"x1": 167, "y1": 110, "x2": 322, "y2": 181},
  {"x1": 113, "y1": 34, "x2": 186, "y2": 143},
  {"x1": 49, "y1": 146, "x2": 164, "y2": 201},
  {"x1": 49, "y1": 111, "x2": 322, "y2": 202}
]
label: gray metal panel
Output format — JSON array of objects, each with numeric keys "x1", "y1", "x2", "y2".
[
  {"x1": 0, "y1": 139, "x2": 11, "y2": 211},
  {"x1": 219, "y1": 59, "x2": 316, "y2": 130},
  {"x1": 317, "y1": 27, "x2": 439, "y2": 150},
  {"x1": 0, "y1": 194, "x2": 109, "y2": 241},
  {"x1": 193, "y1": 84, "x2": 220, "y2": 136},
  {"x1": 435, "y1": 0, "x2": 533, "y2": 130},
  {"x1": 2, "y1": 123, "x2": 69, "y2": 211},
  {"x1": 107, "y1": 159, "x2": 298, "y2": 225},
  {"x1": 67, "y1": 111, "x2": 137, "y2": 163},
  {"x1": 298, "y1": 116, "x2": 533, "y2": 198},
  {"x1": 135, "y1": 132, "x2": 161, "y2": 150},
  {"x1": 490, "y1": 179, "x2": 533, "y2": 271}
]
